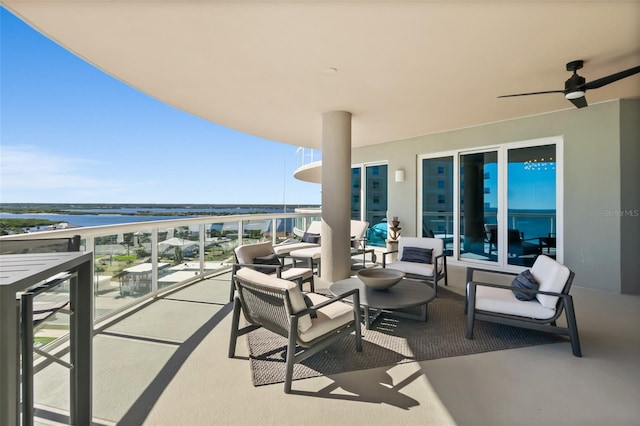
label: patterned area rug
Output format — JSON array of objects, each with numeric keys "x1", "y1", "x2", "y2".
[{"x1": 247, "y1": 287, "x2": 566, "y2": 386}]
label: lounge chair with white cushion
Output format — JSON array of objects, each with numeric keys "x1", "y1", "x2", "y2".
[
  {"x1": 465, "y1": 255, "x2": 581, "y2": 357},
  {"x1": 289, "y1": 220, "x2": 371, "y2": 275},
  {"x1": 381, "y1": 237, "x2": 448, "y2": 296},
  {"x1": 272, "y1": 221, "x2": 322, "y2": 257}
]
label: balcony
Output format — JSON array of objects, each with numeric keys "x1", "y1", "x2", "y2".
[{"x1": 2, "y1": 213, "x2": 639, "y2": 425}]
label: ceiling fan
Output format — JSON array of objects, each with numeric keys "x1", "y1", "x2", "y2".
[{"x1": 498, "y1": 60, "x2": 640, "y2": 108}]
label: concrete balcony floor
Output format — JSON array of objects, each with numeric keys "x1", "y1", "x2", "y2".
[{"x1": 34, "y1": 265, "x2": 640, "y2": 425}]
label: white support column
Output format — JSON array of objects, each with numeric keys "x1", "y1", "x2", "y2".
[{"x1": 321, "y1": 111, "x2": 352, "y2": 282}]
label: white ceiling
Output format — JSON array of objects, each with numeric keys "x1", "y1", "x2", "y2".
[{"x1": 5, "y1": 1, "x2": 640, "y2": 149}]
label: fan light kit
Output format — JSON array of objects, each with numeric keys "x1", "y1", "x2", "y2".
[
  {"x1": 499, "y1": 60, "x2": 640, "y2": 108},
  {"x1": 565, "y1": 90, "x2": 585, "y2": 100}
]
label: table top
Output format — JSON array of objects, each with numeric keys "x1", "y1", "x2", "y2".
[
  {"x1": 0, "y1": 252, "x2": 93, "y2": 292},
  {"x1": 330, "y1": 277, "x2": 436, "y2": 310}
]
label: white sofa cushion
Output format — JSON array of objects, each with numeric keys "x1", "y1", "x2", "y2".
[
  {"x1": 531, "y1": 255, "x2": 571, "y2": 309},
  {"x1": 235, "y1": 268, "x2": 312, "y2": 332},
  {"x1": 474, "y1": 284, "x2": 556, "y2": 320},
  {"x1": 297, "y1": 293, "x2": 355, "y2": 343}
]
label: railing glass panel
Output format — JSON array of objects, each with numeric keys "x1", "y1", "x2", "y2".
[{"x1": 2, "y1": 212, "x2": 319, "y2": 326}]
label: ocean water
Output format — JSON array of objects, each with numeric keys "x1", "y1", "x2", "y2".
[
  {"x1": 0, "y1": 206, "x2": 299, "y2": 228},
  {"x1": 0, "y1": 212, "x2": 184, "y2": 227}
]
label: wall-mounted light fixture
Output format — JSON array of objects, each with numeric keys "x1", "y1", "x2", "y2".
[{"x1": 395, "y1": 169, "x2": 406, "y2": 183}]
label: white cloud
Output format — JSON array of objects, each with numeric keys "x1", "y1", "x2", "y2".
[{"x1": 0, "y1": 145, "x2": 151, "y2": 202}]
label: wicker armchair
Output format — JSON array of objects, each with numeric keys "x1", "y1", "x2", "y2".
[{"x1": 229, "y1": 268, "x2": 362, "y2": 393}]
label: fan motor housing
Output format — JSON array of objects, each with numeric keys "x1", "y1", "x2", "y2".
[{"x1": 565, "y1": 74, "x2": 586, "y2": 92}]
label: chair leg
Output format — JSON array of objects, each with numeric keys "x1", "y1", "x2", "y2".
[
  {"x1": 228, "y1": 298, "x2": 242, "y2": 358},
  {"x1": 466, "y1": 311, "x2": 475, "y2": 339},
  {"x1": 465, "y1": 284, "x2": 476, "y2": 339},
  {"x1": 563, "y1": 297, "x2": 582, "y2": 357},
  {"x1": 309, "y1": 275, "x2": 315, "y2": 293},
  {"x1": 432, "y1": 274, "x2": 438, "y2": 298},
  {"x1": 443, "y1": 257, "x2": 448, "y2": 286},
  {"x1": 353, "y1": 293, "x2": 362, "y2": 352},
  {"x1": 284, "y1": 323, "x2": 298, "y2": 394},
  {"x1": 229, "y1": 276, "x2": 236, "y2": 303}
]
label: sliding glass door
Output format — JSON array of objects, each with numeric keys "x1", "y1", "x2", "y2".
[
  {"x1": 507, "y1": 144, "x2": 556, "y2": 266},
  {"x1": 351, "y1": 168, "x2": 361, "y2": 220},
  {"x1": 420, "y1": 137, "x2": 561, "y2": 268},
  {"x1": 422, "y1": 156, "x2": 454, "y2": 256},
  {"x1": 459, "y1": 151, "x2": 498, "y2": 262},
  {"x1": 351, "y1": 163, "x2": 388, "y2": 247}
]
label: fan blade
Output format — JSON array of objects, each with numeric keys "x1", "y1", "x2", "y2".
[
  {"x1": 584, "y1": 65, "x2": 640, "y2": 90},
  {"x1": 569, "y1": 96, "x2": 588, "y2": 108},
  {"x1": 497, "y1": 90, "x2": 564, "y2": 98}
]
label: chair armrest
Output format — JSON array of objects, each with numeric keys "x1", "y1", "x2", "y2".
[
  {"x1": 466, "y1": 266, "x2": 518, "y2": 286},
  {"x1": 293, "y1": 288, "x2": 360, "y2": 318},
  {"x1": 467, "y1": 281, "x2": 570, "y2": 299},
  {"x1": 232, "y1": 262, "x2": 283, "y2": 278},
  {"x1": 381, "y1": 250, "x2": 399, "y2": 267}
]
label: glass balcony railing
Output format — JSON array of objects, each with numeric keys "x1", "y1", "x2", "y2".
[{"x1": 0, "y1": 212, "x2": 319, "y2": 352}]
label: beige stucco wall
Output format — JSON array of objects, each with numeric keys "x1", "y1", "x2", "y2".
[{"x1": 353, "y1": 99, "x2": 635, "y2": 293}]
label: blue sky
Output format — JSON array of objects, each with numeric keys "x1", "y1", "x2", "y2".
[{"x1": 0, "y1": 8, "x2": 321, "y2": 205}]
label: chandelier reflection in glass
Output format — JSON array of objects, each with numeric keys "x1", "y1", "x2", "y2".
[{"x1": 524, "y1": 156, "x2": 556, "y2": 171}]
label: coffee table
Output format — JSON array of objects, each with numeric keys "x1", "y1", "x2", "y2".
[{"x1": 330, "y1": 277, "x2": 436, "y2": 329}]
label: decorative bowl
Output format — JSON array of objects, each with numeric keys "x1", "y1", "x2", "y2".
[{"x1": 357, "y1": 268, "x2": 405, "y2": 290}]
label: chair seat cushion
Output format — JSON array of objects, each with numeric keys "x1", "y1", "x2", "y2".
[
  {"x1": 297, "y1": 293, "x2": 354, "y2": 343},
  {"x1": 279, "y1": 268, "x2": 313, "y2": 282},
  {"x1": 290, "y1": 247, "x2": 322, "y2": 260},
  {"x1": 385, "y1": 261, "x2": 435, "y2": 278},
  {"x1": 475, "y1": 284, "x2": 556, "y2": 320},
  {"x1": 273, "y1": 242, "x2": 319, "y2": 255}
]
